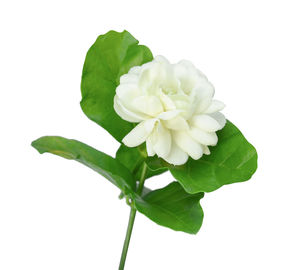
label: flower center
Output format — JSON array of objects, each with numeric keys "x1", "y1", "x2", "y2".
[{"x1": 161, "y1": 86, "x2": 177, "y2": 95}]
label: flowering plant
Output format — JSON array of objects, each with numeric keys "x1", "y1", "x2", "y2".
[
  {"x1": 115, "y1": 56, "x2": 226, "y2": 165},
  {"x1": 32, "y1": 30, "x2": 257, "y2": 269}
]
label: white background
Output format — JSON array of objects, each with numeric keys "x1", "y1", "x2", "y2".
[{"x1": 1, "y1": 0, "x2": 299, "y2": 269}]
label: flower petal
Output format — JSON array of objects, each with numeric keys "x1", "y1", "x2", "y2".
[
  {"x1": 151, "y1": 122, "x2": 171, "y2": 158},
  {"x1": 195, "y1": 80, "x2": 215, "y2": 98},
  {"x1": 122, "y1": 119, "x2": 157, "y2": 147},
  {"x1": 203, "y1": 100, "x2": 225, "y2": 114},
  {"x1": 209, "y1": 112, "x2": 226, "y2": 129},
  {"x1": 176, "y1": 59, "x2": 196, "y2": 69},
  {"x1": 132, "y1": 95, "x2": 163, "y2": 117},
  {"x1": 193, "y1": 80, "x2": 215, "y2": 114},
  {"x1": 173, "y1": 64, "x2": 195, "y2": 93},
  {"x1": 173, "y1": 131, "x2": 203, "y2": 160},
  {"x1": 146, "y1": 138, "x2": 155, "y2": 156},
  {"x1": 116, "y1": 83, "x2": 140, "y2": 100},
  {"x1": 164, "y1": 142, "x2": 188, "y2": 166},
  {"x1": 120, "y1": 74, "x2": 139, "y2": 84},
  {"x1": 190, "y1": 114, "x2": 222, "y2": 132},
  {"x1": 202, "y1": 145, "x2": 211, "y2": 155},
  {"x1": 177, "y1": 60, "x2": 207, "y2": 78},
  {"x1": 164, "y1": 116, "x2": 189, "y2": 130},
  {"x1": 174, "y1": 60, "x2": 209, "y2": 94},
  {"x1": 188, "y1": 127, "x2": 218, "y2": 146},
  {"x1": 195, "y1": 97, "x2": 212, "y2": 114},
  {"x1": 128, "y1": 66, "x2": 142, "y2": 75},
  {"x1": 158, "y1": 91, "x2": 176, "y2": 110},
  {"x1": 139, "y1": 63, "x2": 164, "y2": 92},
  {"x1": 157, "y1": 110, "x2": 181, "y2": 120},
  {"x1": 114, "y1": 96, "x2": 147, "y2": 122},
  {"x1": 155, "y1": 55, "x2": 170, "y2": 64}
]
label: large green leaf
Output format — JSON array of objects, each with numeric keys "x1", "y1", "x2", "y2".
[
  {"x1": 31, "y1": 136, "x2": 135, "y2": 195},
  {"x1": 134, "y1": 182, "x2": 204, "y2": 234},
  {"x1": 31, "y1": 137, "x2": 204, "y2": 234},
  {"x1": 80, "y1": 30, "x2": 153, "y2": 142},
  {"x1": 116, "y1": 144, "x2": 167, "y2": 181},
  {"x1": 168, "y1": 121, "x2": 258, "y2": 193}
]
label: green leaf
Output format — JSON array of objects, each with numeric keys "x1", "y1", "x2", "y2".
[
  {"x1": 80, "y1": 30, "x2": 153, "y2": 142},
  {"x1": 116, "y1": 144, "x2": 167, "y2": 181},
  {"x1": 115, "y1": 144, "x2": 145, "y2": 176},
  {"x1": 31, "y1": 136, "x2": 135, "y2": 195},
  {"x1": 31, "y1": 137, "x2": 205, "y2": 233},
  {"x1": 31, "y1": 137, "x2": 204, "y2": 234},
  {"x1": 168, "y1": 121, "x2": 258, "y2": 193},
  {"x1": 134, "y1": 182, "x2": 204, "y2": 234}
]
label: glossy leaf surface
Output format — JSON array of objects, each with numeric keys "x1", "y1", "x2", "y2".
[
  {"x1": 31, "y1": 136, "x2": 203, "y2": 234},
  {"x1": 80, "y1": 30, "x2": 153, "y2": 142},
  {"x1": 168, "y1": 121, "x2": 258, "y2": 193},
  {"x1": 135, "y1": 182, "x2": 204, "y2": 234},
  {"x1": 116, "y1": 144, "x2": 167, "y2": 181},
  {"x1": 31, "y1": 136, "x2": 135, "y2": 195}
]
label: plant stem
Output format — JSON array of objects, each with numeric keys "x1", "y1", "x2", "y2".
[
  {"x1": 118, "y1": 207, "x2": 136, "y2": 270},
  {"x1": 118, "y1": 162, "x2": 147, "y2": 270},
  {"x1": 137, "y1": 162, "x2": 147, "y2": 195}
]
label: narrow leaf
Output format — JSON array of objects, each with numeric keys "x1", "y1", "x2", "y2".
[{"x1": 31, "y1": 136, "x2": 135, "y2": 195}]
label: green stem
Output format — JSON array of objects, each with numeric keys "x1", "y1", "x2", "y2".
[
  {"x1": 118, "y1": 207, "x2": 136, "y2": 270},
  {"x1": 137, "y1": 162, "x2": 147, "y2": 195},
  {"x1": 118, "y1": 162, "x2": 147, "y2": 270}
]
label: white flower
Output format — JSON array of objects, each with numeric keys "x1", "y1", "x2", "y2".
[{"x1": 114, "y1": 56, "x2": 226, "y2": 166}]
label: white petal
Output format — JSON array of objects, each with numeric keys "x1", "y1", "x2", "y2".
[
  {"x1": 146, "y1": 138, "x2": 155, "y2": 156},
  {"x1": 154, "y1": 55, "x2": 170, "y2": 64},
  {"x1": 151, "y1": 122, "x2": 171, "y2": 158},
  {"x1": 203, "y1": 100, "x2": 225, "y2": 114},
  {"x1": 122, "y1": 119, "x2": 157, "y2": 147},
  {"x1": 120, "y1": 74, "x2": 139, "y2": 84},
  {"x1": 170, "y1": 94, "x2": 190, "y2": 108},
  {"x1": 128, "y1": 66, "x2": 142, "y2": 75},
  {"x1": 176, "y1": 59, "x2": 196, "y2": 69},
  {"x1": 140, "y1": 60, "x2": 179, "y2": 95},
  {"x1": 131, "y1": 95, "x2": 163, "y2": 117},
  {"x1": 190, "y1": 114, "x2": 222, "y2": 132},
  {"x1": 174, "y1": 60, "x2": 208, "y2": 93},
  {"x1": 163, "y1": 142, "x2": 188, "y2": 166},
  {"x1": 114, "y1": 96, "x2": 146, "y2": 122},
  {"x1": 195, "y1": 80, "x2": 215, "y2": 99},
  {"x1": 202, "y1": 145, "x2": 211, "y2": 155},
  {"x1": 173, "y1": 64, "x2": 194, "y2": 92},
  {"x1": 164, "y1": 116, "x2": 189, "y2": 130},
  {"x1": 139, "y1": 63, "x2": 164, "y2": 92},
  {"x1": 157, "y1": 110, "x2": 181, "y2": 120},
  {"x1": 195, "y1": 97, "x2": 212, "y2": 114},
  {"x1": 116, "y1": 83, "x2": 140, "y2": 100},
  {"x1": 173, "y1": 131, "x2": 203, "y2": 160},
  {"x1": 209, "y1": 112, "x2": 226, "y2": 129},
  {"x1": 158, "y1": 92, "x2": 176, "y2": 110},
  {"x1": 193, "y1": 81, "x2": 215, "y2": 113},
  {"x1": 176, "y1": 60, "x2": 206, "y2": 78},
  {"x1": 188, "y1": 127, "x2": 218, "y2": 146}
]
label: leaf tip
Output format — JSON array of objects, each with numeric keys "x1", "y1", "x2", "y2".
[{"x1": 31, "y1": 138, "x2": 43, "y2": 155}]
